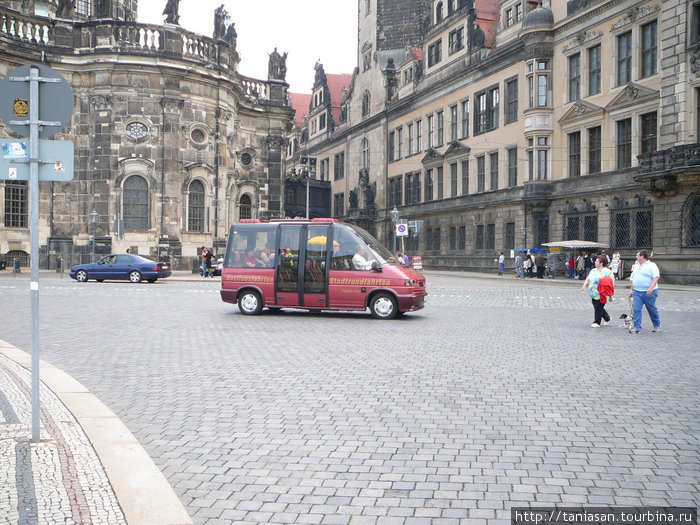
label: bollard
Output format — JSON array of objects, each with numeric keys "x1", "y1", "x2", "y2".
[
  {"x1": 12, "y1": 258, "x2": 21, "y2": 274},
  {"x1": 56, "y1": 257, "x2": 63, "y2": 274}
]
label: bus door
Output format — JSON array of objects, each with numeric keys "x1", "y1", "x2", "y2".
[
  {"x1": 302, "y1": 224, "x2": 330, "y2": 309},
  {"x1": 276, "y1": 224, "x2": 302, "y2": 307}
]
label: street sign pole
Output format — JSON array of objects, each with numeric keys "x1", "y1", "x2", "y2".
[{"x1": 28, "y1": 66, "x2": 41, "y2": 443}]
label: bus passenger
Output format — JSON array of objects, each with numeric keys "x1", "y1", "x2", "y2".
[
  {"x1": 244, "y1": 250, "x2": 258, "y2": 267},
  {"x1": 352, "y1": 245, "x2": 374, "y2": 270}
]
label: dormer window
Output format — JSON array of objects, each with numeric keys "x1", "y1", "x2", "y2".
[{"x1": 436, "y1": 1, "x2": 444, "y2": 22}]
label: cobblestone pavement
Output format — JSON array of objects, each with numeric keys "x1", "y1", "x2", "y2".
[
  {"x1": 0, "y1": 352, "x2": 126, "y2": 525},
  {"x1": 0, "y1": 271, "x2": 698, "y2": 524}
]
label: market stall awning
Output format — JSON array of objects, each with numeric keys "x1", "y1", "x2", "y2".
[{"x1": 542, "y1": 240, "x2": 610, "y2": 249}]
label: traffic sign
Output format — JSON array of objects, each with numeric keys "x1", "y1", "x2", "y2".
[
  {"x1": 0, "y1": 139, "x2": 74, "y2": 181},
  {"x1": 396, "y1": 222, "x2": 408, "y2": 237},
  {"x1": 409, "y1": 220, "x2": 424, "y2": 233},
  {"x1": 0, "y1": 64, "x2": 74, "y2": 138}
]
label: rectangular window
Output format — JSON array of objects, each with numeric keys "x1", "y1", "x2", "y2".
[
  {"x1": 449, "y1": 227, "x2": 456, "y2": 250},
  {"x1": 428, "y1": 115, "x2": 435, "y2": 148},
  {"x1": 515, "y1": 3, "x2": 522, "y2": 21},
  {"x1": 425, "y1": 169, "x2": 434, "y2": 201},
  {"x1": 450, "y1": 105, "x2": 458, "y2": 142},
  {"x1": 617, "y1": 118, "x2": 632, "y2": 169},
  {"x1": 334, "y1": 152, "x2": 345, "y2": 180},
  {"x1": 437, "y1": 111, "x2": 444, "y2": 147},
  {"x1": 461, "y1": 99, "x2": 469, "y2": 138},
  {"x1": 507, "y1": 147, "x2": 517, "y2": 187},
  {"x1": 4, "y1": 181, "x2": 28, "y2": 228},
  {"x1": 427, "y1": 228, "x2": 433, "y2": 250},
  {"x1": 437, "y1": 166, "x2": 444, "y2": 199},
  {"x1": 505, "y1": 222, "x2": 515, "y2": 250},
  {"x1": 528, "y1": 148, "x2": 534, "y2": 181},
  {"x1": 583, "y1": 215, "x2": 598, "y2": 242},
  {"x1": 477, "y1": 156, "x2": 485, "y2": 192},
  {"x1": 486, "y1": 223, "x2": 495, "y2": 250},
  {"x1": 461, "y1": 159, "x2": 469, "y2": 195},
  {"x1": 397, "y1": 127, "x2": 403, "y2": 159},
  {"x1": 428, "y1": 40, "x2": 442, "y2": 67},
  {"x1": 450, "y1": 163, "x2": 458, "y2": 196},
  {"x1": 405, "y1": 172, "x2": 422, "y2": 205},
  {"x1": 641, "y1": 20, "x2": 658, "y2": 78},
  {"x1": 537, "y1": 74, "x2": 549, "y2": 107},
  {"x1": 588, "y1": 45, "x2": 601, "y2": 95},
  {"x1": 641, "y1": 112, "x2": 657, "y2": 156},
  {"x1": 538, "y1": 149, "x2": 548, "y2": 180},
  {"x1": 617, "y1": 31, "x2": 632, "y2": 85},
  {"x1": 475, "y1": 224, "x2": 484, "y2": 250},
  {"x1": 334, "y1": 193, "x2": 345, "y2": 217},
  {"x1": 489, "y1": 152, "x2": 499, "y2": 191},
  {"x1": 434, "y1": 228, "x2": 441, "y2": 251},
  {"x1": 474, "y1": 86, "x2": 499, "y2": 134},
  {"x1": 416, "y1": 120, "x2": 423, "y2": 152},
  {"x1": 389, "y1": 131, "x2": 395, "y2": 162},
  {"x1": 569, "y1": 53, "x2": 580, "y2": 102},
  {"x1": 407, "y1": 123, "x2": 414, "y2": 155},
  {"x1": 459, "y1": 226, "x2": 466, "y2": 250},
  {"x1": 505, "y1": 78, "x2": 518, "y2": 124},
  {"x1": 448, "y1": 27, "x2": 464, "y2": 54},
  {"x1": 568, "y1": 131, "x2": 581, "y2": 177},
  {"x1": 388, "y1": 175, "x2": 402, "y2": 207},
  {"x1": 588, "y1": 126, "x2": 601, "y2": 174}
]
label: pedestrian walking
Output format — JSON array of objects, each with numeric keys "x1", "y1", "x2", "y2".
[
  {"x1": 535, "y1": 252, "x2": 547, "y2": 279},
  {"x1": 523, "y1": 252, "x2": 532, "y2": 278},
  {"x1": 498, "y1": 252, "x2": 505, "y2": 276},
  {"x1": 200, "y1": 246, "x2": 209, "y2": 277},
  {"x1": 628, "y1": 250, "x2": 661, "y2": 334},
  {"x1": 515, "y1": 253, "x2": 523, "y2": 278},
  {"x1": 576, "y1": 252, "x2": 586, "y2": 279},
  {"x1": 582, "y1": 255, "x2": 614, "y2": 327},
  {"x1": 568, "y1": 255, "x2": 575, "y2": 279}
]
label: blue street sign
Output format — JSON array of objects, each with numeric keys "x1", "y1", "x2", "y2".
[{"x1": 0, "y1": 139, "x2": 74, "y2": 181}]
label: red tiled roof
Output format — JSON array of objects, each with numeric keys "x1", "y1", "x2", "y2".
[
  {"x1": 325, "y1": 73, "x2": 352, "y2": 128},
  {"x1": 289, "y1": 92, "x2": 312, "y2": 127}
]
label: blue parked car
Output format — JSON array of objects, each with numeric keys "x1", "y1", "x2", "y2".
[{"x1": 69, "y1": 254, "x2": 171, "y2": 283}]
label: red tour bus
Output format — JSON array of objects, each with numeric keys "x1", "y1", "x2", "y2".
[{"x1": 220, "y1": 218, "x2": 427, "y2": 319}]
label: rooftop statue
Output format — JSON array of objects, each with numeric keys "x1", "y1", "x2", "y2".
[
  {"x1": 56, "y1": 0, "x2": 75, "y2": 18},
  {"x1": 268, "y1": 48, "x2": 288, "y2": 81},
  {"x1": 163, "y1": 0, "x2": 180, "y2": 25},
  {"x1": 214, "y1": 4, "x2": 228, "y2": 40}
]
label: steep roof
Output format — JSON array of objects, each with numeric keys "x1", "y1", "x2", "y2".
[
  {"x1": 325, "y1": 73, "x2": 352, "y2": 127},
  {"x1": 289, "y1": 92, "x2": 312, "y2": 128}
]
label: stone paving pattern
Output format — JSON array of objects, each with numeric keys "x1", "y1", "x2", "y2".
[
  {"x1": 0, "y1": 271, "x2": 698, "y2": 524},
  {"x1": 0, "y1": 353, "x2": 126, "y2": 525}
]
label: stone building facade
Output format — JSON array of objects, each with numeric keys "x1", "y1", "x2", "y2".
[
  {"x1": 0, "y1": 0, "x2": 293, "y2": 268},
  {"x1": 289, "y1": 0, "x2": 700, "y2": 284}
]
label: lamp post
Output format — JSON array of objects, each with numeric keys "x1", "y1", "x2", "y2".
[
  {"x1": 90, "y1": 209, "x2": 98, "y2": 261},
  {"x1": 390, "y1": 206, "x2": 400, "y2": 254}
]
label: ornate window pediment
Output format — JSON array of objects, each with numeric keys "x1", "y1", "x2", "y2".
[
  {"x1": 421, "y1": 148, "x2": 444, "y2": 166},
  {"x1": 558, "y1": 100, "x2": 604, "y2": 124},
  {"x1": 443, "y1": 141, "x2": 471, "y2": 158},
  {"x1": 605, "y1": 83, "x2": 659, "y2": 111}
]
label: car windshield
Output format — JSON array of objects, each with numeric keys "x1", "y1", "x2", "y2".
[{"x1": 341, "y1": 224, "x2": 398, "y2": 264}]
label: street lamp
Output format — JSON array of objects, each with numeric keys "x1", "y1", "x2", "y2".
[
  {"x1": 90, "y1": 209, "x2": 98, "y2": 261},
  {"x1": 390, "y1": 206, "x2": 400, "y2": 254}
]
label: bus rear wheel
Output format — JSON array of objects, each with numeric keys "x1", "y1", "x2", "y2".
[
  {"x1": 238, "y1": 290, "x2": 262, "y2": 315},
  {"x1": 370, "y1": 293, "x2": 398, "y2": 320}
]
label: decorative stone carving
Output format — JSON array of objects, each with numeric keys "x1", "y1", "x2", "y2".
[
  {"x1": 690, "y1": 47, "x2": 700, "y2": 76},
  {"x1": 610, "y1": 4, "x2": 659, "y2": 31},
  {"x1": 89, "y1": 94, "x2": 113, "y2": 109},
  {"x1": 562, "y1": 30, "x2": 602, "y2": 53},
  {"x1": 159, "y1": 97, "x2": 184, "y2": 112},
  {"x1": 163, "y1": 0, "x2": 180, "y2": 25}
]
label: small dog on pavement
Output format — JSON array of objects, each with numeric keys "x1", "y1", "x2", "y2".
[{"x1": 619, "y1": 295, "x2": 634, "y2": 329}]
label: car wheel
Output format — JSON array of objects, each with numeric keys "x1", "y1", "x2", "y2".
[
  {"x1": 129, "y1": 270, "x2": 143, "y2": 283},
  {"x1": 76, "y1": 270, "x2": 88, "y2": 282},
  {"x1": 147, "y1": 278, "x2": 157, "y2": 283},
  {"x1": 238, "y1": 290, "x2": 262, "y2": 315},
  {"x1": 96, "y1": 279, "x2": 104, "y2": 283},
  {"x1": 369, "y1": 293, "x2": 398, "y2": 320}
]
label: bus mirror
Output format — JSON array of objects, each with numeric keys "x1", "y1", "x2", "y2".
[{"x1": 371, "y1": 261, "x2": 382, "y2": 272}]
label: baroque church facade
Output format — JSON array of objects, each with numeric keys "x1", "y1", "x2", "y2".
[
  {"x1": 288, "y1": 0, "x2": 700, "y2": 284},
  {"x1": 0, "y1": 0, "x2": 293, "y2": 268}
]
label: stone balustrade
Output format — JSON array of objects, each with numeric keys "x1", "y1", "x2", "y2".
[
  {"x1": 637, "y1": 143, "x2": 700, "y2": 175},
  {"x1": 0, "y1": 7, "x2": 52, "y2": 45}
]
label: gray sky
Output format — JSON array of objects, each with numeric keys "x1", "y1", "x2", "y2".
[{"x1": 138, "y1": 0, "x2": 358, "y2": 94}]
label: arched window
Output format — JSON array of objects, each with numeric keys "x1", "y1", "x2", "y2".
[
  {"x1": 361, "y1": 138, "x2": 370, "y2": 170},
  {"x1": 123, "y1": 175, "x2": 149, "y2": 231},
  {"x1": 188, "y1": 179, "x2": 206, "y2": 232},
  {"x1": 240, "y1": 194, "x2": 252, "y2": 219},
  {"x1": 682, "y1": 193, "x2": 700, "y2": 246},
  {"x1": 362, "y1": 91, "x2": 371, "y2": 117},
  {"x1": 436, "y1": 1, "x2": 444, "y2": 22}
]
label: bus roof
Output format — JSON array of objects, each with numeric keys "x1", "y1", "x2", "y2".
[{"x1": 238, "y1": 218, "x2": 339, "y2": 224}]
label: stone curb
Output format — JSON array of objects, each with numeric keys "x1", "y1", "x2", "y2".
[{"x1": 0, "y1": 341, "x2": 193, "y2": 525}]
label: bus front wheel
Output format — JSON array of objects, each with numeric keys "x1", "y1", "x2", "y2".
[
  {"x1": 238, "y1": 290, "x2": 263, "y2": 315},
  {"x1": 369, "y1": 293, "x2": 398, "y2": 320}
]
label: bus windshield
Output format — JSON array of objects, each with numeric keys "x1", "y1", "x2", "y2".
[{"x1": 342, "y1": 224, "x2": 398, "y2": 264}]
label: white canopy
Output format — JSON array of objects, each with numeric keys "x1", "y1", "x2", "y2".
[{"x1": 542, "y1": 240, "x2": 610, "y2": 249}]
